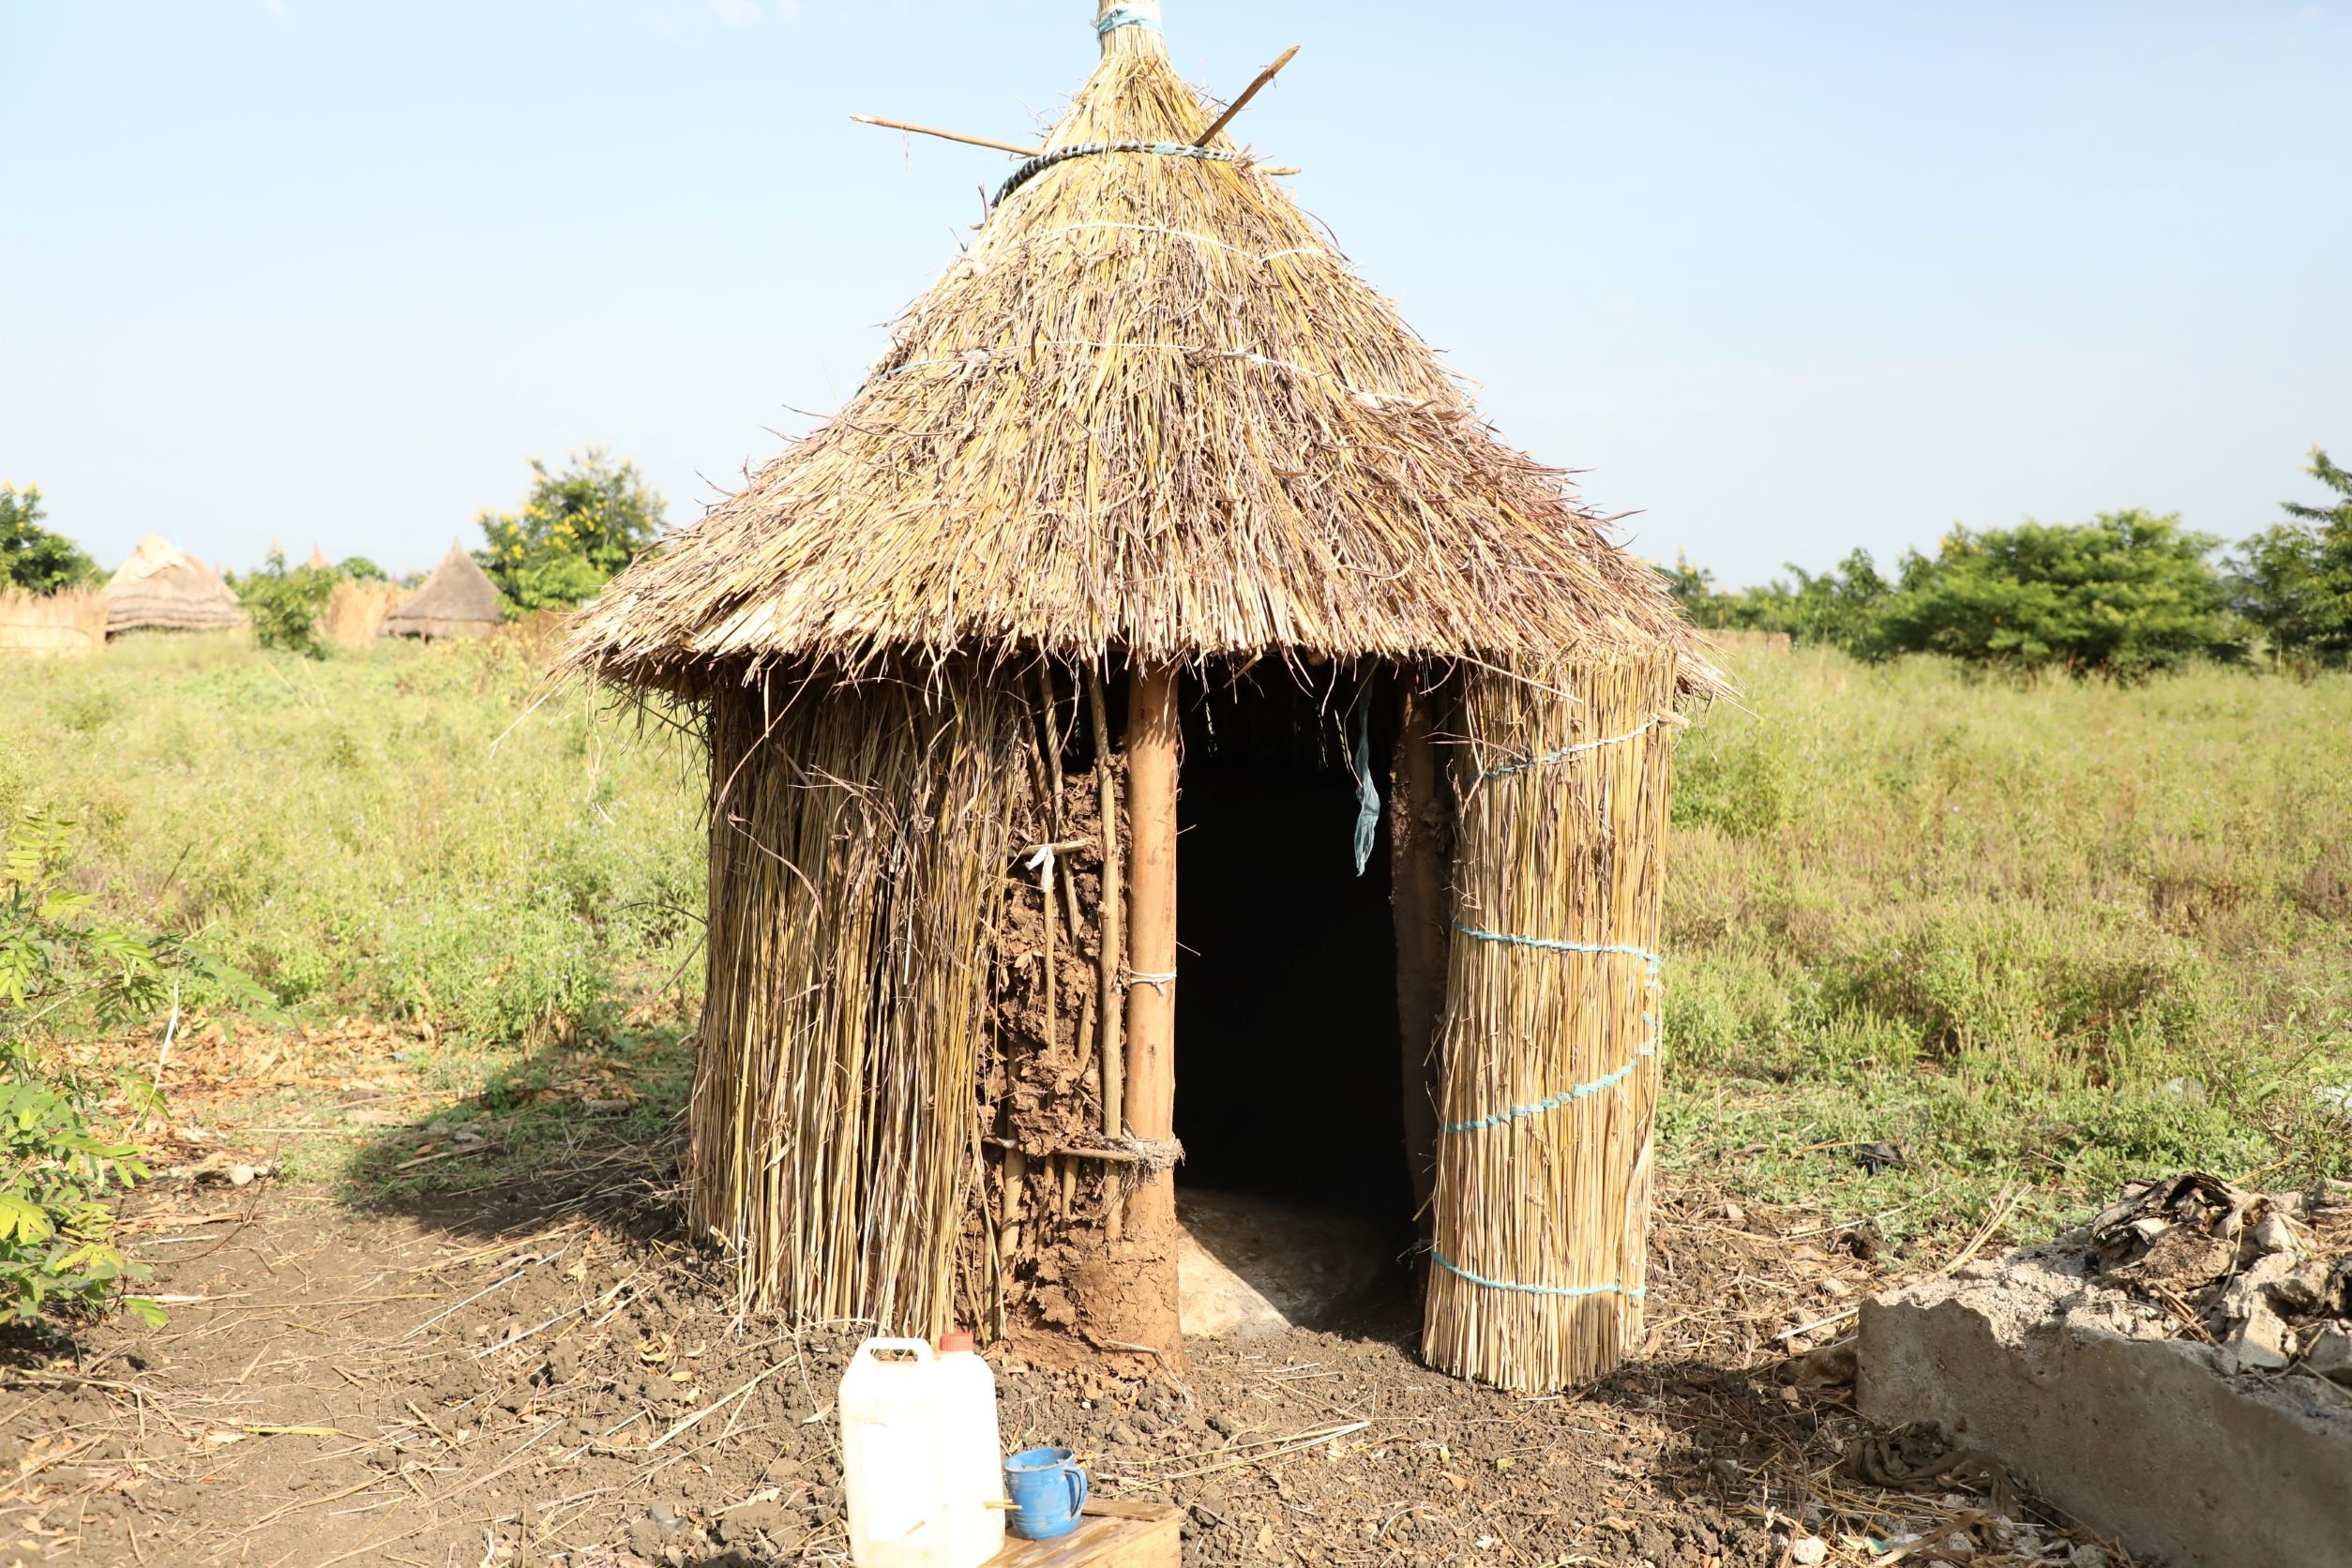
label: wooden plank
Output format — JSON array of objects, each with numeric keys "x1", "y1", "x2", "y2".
[{"x1": 988, "y1": 1499, "x2": 1181, "y2": 1568}]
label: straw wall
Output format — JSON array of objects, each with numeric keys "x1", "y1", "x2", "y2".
[
  {"x1": 320, "y1": 581, "x2": 408, "y2": 649},
  {"x1": 1422, "y1": 655, "x2": 1678, "y2": 1391},
  {"x1": 0, "y1": 588, "x2": 109, "y2": 656},
  {"x1": 695, "y1": 662, "x2": 1031, "y2": 1332}
]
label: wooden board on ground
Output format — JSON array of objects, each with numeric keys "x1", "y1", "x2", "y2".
[{"x1": 988, "y1": 1499, "x2": 1181, "y2": 1568}]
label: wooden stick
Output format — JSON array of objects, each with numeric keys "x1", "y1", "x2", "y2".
[
  {"x1": 1118, "y1": 662, "x2": 1182, "y2": 1355},
  {"x1": 1087, "y1": 671, "x2": 1126, "y2": 1241},
  {"x1": 1197, "y1": 46, "x2": 1299, "y2": 147},
  {"x1": 851, "y1": 115, "x2": 1042, "y2": 158},
  {"x1": 1391, "y1": 675, "x2": 1449, "y2": 1229}
]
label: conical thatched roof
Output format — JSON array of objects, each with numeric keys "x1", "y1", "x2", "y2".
[
  {"x1": 565, "y1": 8, "x2": 1710, "y2": 692},
  {"x1": 382, "y1": 543, "x2": 505, "y2": 640},
  {"x1": 105, "y1": 535, "x2": 248, "y2": 634}
]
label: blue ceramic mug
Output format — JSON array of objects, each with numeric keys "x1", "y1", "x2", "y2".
[{"x1": 1003, "y1": 1444, "x2": 1089, "y2": 1541}]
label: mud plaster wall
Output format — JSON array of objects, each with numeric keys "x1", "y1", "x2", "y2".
[{"x1": 963, "y1": 701, "x2": 1181, "y2": 1365}]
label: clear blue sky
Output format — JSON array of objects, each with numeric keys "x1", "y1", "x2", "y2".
[{"x1": 4, "y1": 2, "x2": 2345, "y2": 586}]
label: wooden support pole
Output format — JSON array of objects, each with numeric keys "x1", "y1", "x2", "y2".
[
  {"x1": 1108, "y1": 659, "x2": 1183, "y2": 1362},
  {"x1": 1392, "y1": 675, "x2": 1452, "y2": 1231}
]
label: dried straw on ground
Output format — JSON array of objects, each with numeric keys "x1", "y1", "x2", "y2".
[
  {"x1": 1423, "y1": 656, "x2": 1676, "y2": 1392},
  {"x1": 382, "y1": 544, "x2": 505, "y2": 641},
  {"x1": 0, "y1": 587, "x2": 109, "y2": 656},
  {"x1": 105, "y1": 535, "x2": 247, "y2": 636},
  {"x1": 561, "y1": 1, "x2": 1710, "y2": 1389}
]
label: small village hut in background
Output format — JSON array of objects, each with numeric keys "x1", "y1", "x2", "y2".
[
  {"x1": 381, "y1": 543, "x2": 505, "y2": 641},
  {"x1": 104, "y1": 535, "x2": 248, "y2": 638},
  {"x1": 563, "y1": 0, "x2": 1714, "y2": 1393}
]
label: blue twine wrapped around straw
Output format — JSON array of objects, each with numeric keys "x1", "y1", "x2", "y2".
[
  {"x1": 1474, "y1": 716, "x2": 1660, "y2": 780},
  {"x1": 1438, "y1": 923, "x2": 1661, "y2": 1131},
  {"x1": 1429, "y1": 1248, "x2": 1647, "y2": 1300},
  {"x1": 1094, "y1": 5, "x2": 1161, "y2": 35}
]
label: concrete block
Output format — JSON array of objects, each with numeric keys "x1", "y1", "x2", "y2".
[{"x1": 1858, "y1": 1248, "x2": 2352, "y2": 1568}]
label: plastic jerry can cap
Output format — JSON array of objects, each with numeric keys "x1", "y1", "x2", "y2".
[{"x1": 938, "y1": 1331, "x2": 975, "y2": 1353}]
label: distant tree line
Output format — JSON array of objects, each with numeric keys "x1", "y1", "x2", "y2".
[
  {"x1": 1671, "y1": 448, "x2": 2352, "y2": 678},
  {"x1": 1, "y1": 449, "x2": 666, "y2": 654}
]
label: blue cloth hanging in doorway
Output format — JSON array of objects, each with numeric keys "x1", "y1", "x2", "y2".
[{"x1": 1350, "y1": 695, "x2": 1380, "y2": 876}]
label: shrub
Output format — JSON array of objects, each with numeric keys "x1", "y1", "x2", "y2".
[
  {"x1": 475, "y1": 448, "x2": 664, "y2": 611},
  {"x1": 1, "y1": 812, "x2": 268, "y2": 1326},
  {"x1": 231, "y1": 547, "x2": 339, "y2": 657},
  {"x1": 2231, "y1": 447, "x2": 2352, "y2": 668},
  {"x1": 1874, "y1": 510, "x2": 2239, "y2": 677},
  {"x1": 1, "y1": 484, "x2": 101, "y2": 594}
]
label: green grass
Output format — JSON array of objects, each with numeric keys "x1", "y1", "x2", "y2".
[
  {"x1": 8, "y1": 637, "x2": 2348, "y2": 1243},
  {"x1": 1663, "y1": 649, "x2": 2352, "y2": 1252}
]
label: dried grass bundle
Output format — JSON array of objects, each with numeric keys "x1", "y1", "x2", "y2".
[
  {"x1": 561, "y1": 22, "x2": 1714, "y2": 695},
  {"x1": 1423, "y1": 655, "x2": 1677, "y2": 1391},
  {"x1": 695, "y1": 662, "x2": 1029, "y2": 1330}
]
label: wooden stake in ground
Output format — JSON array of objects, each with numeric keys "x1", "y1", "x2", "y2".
[
  {"x1": 1088, "y1": 671, "x2": 1126, "y2": 1242},
  {"x1": 1102, "y1": 659, "x2": 1184, "y2": 1364}
]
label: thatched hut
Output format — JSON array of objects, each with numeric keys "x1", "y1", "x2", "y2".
[
  {"x1": 564, "y1": 1, "x2": 1713, "y2": 1392},
  {"x1": 105, "y1": 535, "x2": 247, "y2": 637},
  {"x1": 381, "y1": 543, "x2": 505, "y2": 641}
]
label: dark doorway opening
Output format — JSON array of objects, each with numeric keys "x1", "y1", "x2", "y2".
[{"x1": 1171, "y1": 668, "x2": 1410, "y2": 1230}]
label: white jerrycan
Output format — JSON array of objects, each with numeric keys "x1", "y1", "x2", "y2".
[
  {"x1": 930, "y1": 1332, "x2": 1006, "y2": 1564},
  {"x1": 839, "y1": 1335, "x2": 1004, "y2": 1568}
]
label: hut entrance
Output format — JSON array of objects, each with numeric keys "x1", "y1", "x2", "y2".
[{"x1": 1173, "y1": 668, "x2": 1408, "y2": 1218}]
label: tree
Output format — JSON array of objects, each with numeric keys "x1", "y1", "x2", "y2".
[
  {"x1": 337, "y1": 556, "x2": 389, "y2": 583},
  {"x1": 2230, "y1": 448, "x2": 2352, "y2": 667},
  {"x1": 1, "y1": 484, "x2": 101, "y2": 595},
  {"x1": 1661, "y1": 549, "x2": 1892, "y2": 653},
  {"x1": 475, "y1": 449, "x2": 664, "y2": 611},
  {"x1": 230, "y1": 547, "x2": 339, "y2": 657},
  {"x1": 1875, "y1": 510, "x2": 2239, "y2": 677}
]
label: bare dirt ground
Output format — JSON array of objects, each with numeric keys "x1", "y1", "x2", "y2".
[{"x1": 0, "y1": 1128, "x2": 2143, "y2": 1568}]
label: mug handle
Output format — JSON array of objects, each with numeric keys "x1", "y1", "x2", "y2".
[{"x1": 1065, "y1": 1462, "x2": 1089, "y2": 1517}]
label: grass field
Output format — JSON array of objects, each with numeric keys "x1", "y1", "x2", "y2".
[{"x1": 9, "y1": 635, "x2": 2349, "y2": 1258}]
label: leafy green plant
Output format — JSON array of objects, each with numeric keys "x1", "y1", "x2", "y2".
[
  {"x1": 230, "y1": 546, "x2": 339, "y2": 657},
  {"x1": 2231, "y1": 447, "x2": 2352, "y2": 669},
  {"x1": 475, "y1": 448, "x2": 664, "y2": 611},
  {"x1": 1, "y1": 812, "x2": 267, "y2": 1327},
  {"x1": 1, "y1": 483, "x2": 101, "y2": 595},
  {"x1": 1874, "y1": 510, "x2": 2240, "y2": 677}
]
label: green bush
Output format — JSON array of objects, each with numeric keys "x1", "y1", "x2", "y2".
[
  {"x1": 1, "y1": 484, "x2": 101, "y2": 595},
  {"x1": 1874, "y1": 510, "x2": 2239, "y2": 677},
  {"x1": 0, "y1": 813, "x2": 264, "y2": 1326},
  {"x1": 231, "y1": 547, "x2": 340, "y2": 657},
  {"x1": 475, "y1": 448, "x2": 664, "y2": 611},
  {"x1": 2231, "y1": 447, "x2": 2352, "y2": 668}
]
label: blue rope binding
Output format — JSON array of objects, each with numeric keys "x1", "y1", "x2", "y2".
[
  {"x1": 1429, "y1": 1248, "x2": 1647, "y2": 1301},
  {"x1": 1094, "y1": 5, "x2": 1161, "y2": 34}
]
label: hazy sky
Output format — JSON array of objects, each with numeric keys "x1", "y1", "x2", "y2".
[{"x1": 4, "y1": 2, "x2": 2346, "y2": 586}]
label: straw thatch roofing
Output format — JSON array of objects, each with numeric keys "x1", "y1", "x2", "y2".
[
  {"x1": 565, "y1": 10, "x2": 1711, "y2": 693},
  {"x1": 105, "y1": 535, "x2": 248, "y2": 635},
  {"x1": 381, "y1": 543, "x2": 506, "y2": 640}
]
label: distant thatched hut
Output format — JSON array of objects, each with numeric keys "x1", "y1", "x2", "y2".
[
  {"x1": 381, "y1": 544, "x2": 505, "y2": 641},
  {"x1": 563, "y1": 2, "x2": 1712, "y2": 1392},
  {"x1": 105, "y1": 535, "x2": 248, "y2": 637}
]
